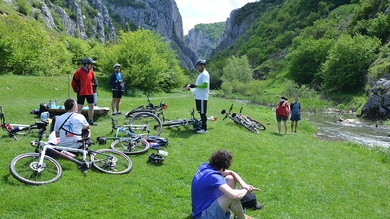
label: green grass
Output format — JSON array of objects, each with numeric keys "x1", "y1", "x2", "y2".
[{"x1": 0, "y1": 75, "x2": 389, "y2": 218}]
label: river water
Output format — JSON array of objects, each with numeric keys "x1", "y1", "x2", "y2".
[{"x1": 304, "y1": 111, "x2": 390, "y2": 148}]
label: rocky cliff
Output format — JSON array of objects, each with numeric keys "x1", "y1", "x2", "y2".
[
  {"x1": 3, "y1": 0, "x2": 196, "y2": 70},
  {"x1": 104, "y1": 0, "x2": 197, "y2": 70},
  {"x1": 213, "y1": 2, "x2": 262, "y2": 55}
]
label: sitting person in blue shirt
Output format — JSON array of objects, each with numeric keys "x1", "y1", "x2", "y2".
[{"x1": 191, "y1": 150, "x2": 261, "y2": 219}]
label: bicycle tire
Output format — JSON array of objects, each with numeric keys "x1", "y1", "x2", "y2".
[
  {"x1": 247, "y1": 117, "x2": 266, "y2": 131},
  {"x1": 129, "y1": 112, "x2": 162, "y2": 136},
  {"x1": 9, "y1": 153, "x2": 62, "y2": 185},
  {"x1": 91, "y1": 149, "x2": 132, "y2": 174},
  {"x1": 110, "y1": 138, "x2": 150, "y2": 155}
]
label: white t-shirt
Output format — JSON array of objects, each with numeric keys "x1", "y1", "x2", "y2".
[
  {"x1": 193, "y1": 70, "x2": 210, "y2": 100},
  {"x1": 53, "y1": 112, "x2": 89, "y2": 148}
]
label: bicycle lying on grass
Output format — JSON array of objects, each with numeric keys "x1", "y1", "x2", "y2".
[
  {"x1": 9, "y1": 121, "x2": 132, "y2": 185},
  {"x1": 124, "y1": 96, "x2": 168, "y2": 122},
  {"x1": 160, "y1": 108, "x2": 217, "y2": 131},
  {"x1": 0, "y1": 106, "x2": 43, "y2": 141},
  {"x1": 96, "y1": 117, "x2": 151, "y2": 155},
  {"x1": 221, "y1": 104, "x2": 266, "y2": 134}
]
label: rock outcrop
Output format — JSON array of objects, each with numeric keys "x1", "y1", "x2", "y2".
[{"x1": 361, "y1": 75, "x2": 390, "y2": 120}]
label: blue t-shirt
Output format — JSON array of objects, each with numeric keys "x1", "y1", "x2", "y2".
[
  {"x1": 191, "y1": 162, "x2": 226, "y2": 218},
  {"x1": 290, "y1": 102, "x2": 301, "y2": 115}
]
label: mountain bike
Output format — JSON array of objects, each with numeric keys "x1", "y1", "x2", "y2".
[
  {"x1": 0, "y1": 106, "x2": 43, "y2": 141},
  {"x1": 221, "y1": 104, "x2": 266, "y2": 134},
  {"x1": 96, "y1": 117, "x2": 151, "y2": 155},
  {"x1": 160, "y1": 108, "x2": 217, "y2": 130},
  {"x1": 128, "y1": 111, "x2": 163, "y2": 136},
  {"x1": 9, "y1": 121, "x2": 132, "y2": 185},
  {"x1": 125, "y1": 96, "x2": 168, "y2": 121}
]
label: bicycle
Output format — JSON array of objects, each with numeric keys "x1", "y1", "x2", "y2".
[
  {"x1": 96, "y1": 117, "x2": 151, "y2": 155},
  {"x1": 9, "y1": 121, "x2": 132, "y2": 185},
  {"x1": 160, "y1": 108, "x2": 217, "y2": 131},
  {"x1": 0, "y1": 106, "x2": 43, "y2": 141},
  {"x1": 125, "y1": 96, "x2": 168, "y2": 122},
  {"x1": 221, "y1": 104, "x2": 266, "y2": 134},
  {"x1": 128, "y1": 111, "x2": 163, "y2": 136}
]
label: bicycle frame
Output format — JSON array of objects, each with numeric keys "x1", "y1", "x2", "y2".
[
  {"x1": 125, "y1": 96, "x2": 167, "y2": 121},
  {"x1": 1, "y1": 106, "x2": 41, "y2": 141}
]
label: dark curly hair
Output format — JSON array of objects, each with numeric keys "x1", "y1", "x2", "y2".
[{"x1": 209, "y1": 150, "x2": 232, "y2": 171}]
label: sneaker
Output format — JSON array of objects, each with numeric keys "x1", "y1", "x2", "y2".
[
  {"x1": 117, "y1": 111, "x2": 122, "y2": 115},
  {"x1": 196, "y1": 129, "x2": 207, "y2": 134},
  {"x1": 89, "y1": 120, "x2": 98, "y2": 126},
  {"x1": 112, "y1": 112, "x2": 117, "y2": 116}
]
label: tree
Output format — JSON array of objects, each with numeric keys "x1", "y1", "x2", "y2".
[
  {"x1": 221, "y1": 56, "x2": 253, "y2": 83},
  {"x1": 287, "y1": 37, "x2": 333, "y2": 87},
  {"x1": 322, "y1": 34, "x2": 380, "y2": 92},
  {"x1": 109, "y1": 29, "x2": 184, "y2": 94}
]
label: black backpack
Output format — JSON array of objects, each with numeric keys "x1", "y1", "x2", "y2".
[{"x1": 241, "y1": 193, "x2": 265, "y2": 210}]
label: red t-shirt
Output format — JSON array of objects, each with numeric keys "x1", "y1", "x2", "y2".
[{"x1": 72, "y1": 67, "x2": 95, "y2": 96}]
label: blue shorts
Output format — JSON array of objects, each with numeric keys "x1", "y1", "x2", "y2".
[
  {"x1": 276, "y1": 116, "x2": 288, "y2": 122},
  {"x1": 290, "y1": 114, "x2": 301, "y2": 121},
  {"x1": 198, "y1": 199, "x2": 230, "y2": 219}
]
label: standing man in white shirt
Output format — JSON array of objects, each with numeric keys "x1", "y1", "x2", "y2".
[{"x1": 186, "y1": 59, "x2": 210, "y2": 134}]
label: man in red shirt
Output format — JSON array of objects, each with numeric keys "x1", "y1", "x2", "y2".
[{"x1": 72, "y1": 58, "x2": 97, "y2": 126}]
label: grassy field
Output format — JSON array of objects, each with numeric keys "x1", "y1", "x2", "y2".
[{"x1": 0, "y1": 75, "x2": 389, "y2": 218}]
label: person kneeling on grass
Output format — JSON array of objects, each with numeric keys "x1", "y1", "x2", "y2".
[{"x1": 191, "y1": 150, "x2": 261, "y2": 219}]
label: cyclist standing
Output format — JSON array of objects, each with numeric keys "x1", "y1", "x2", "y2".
[
  {"x1": 109, "y1": 63, "x2": 125, "y2": 116},
  {"x1": 72, "y1": 58, "x2": 97, "y2": 126},
  {"x1": 186, "y1": 59, "x2": 210, "y2": 134}
]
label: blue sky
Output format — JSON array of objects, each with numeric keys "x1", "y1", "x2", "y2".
[{"x1": 175, "y1": 0, "x2": 258, "y2": 35}]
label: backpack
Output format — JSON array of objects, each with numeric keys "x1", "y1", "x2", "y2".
[
  {"x1": 193, "y1": 118, "x2": 202, "y2": 131},
  {"x1": 240, "y1": 193, "x2": 265, "y2": 210},
  {"x1": 147, "y1": 136, "x2": 168, "y2": 149}
]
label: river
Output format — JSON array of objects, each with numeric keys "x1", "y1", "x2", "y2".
[{"x1": 304, "y1": 111, "x2": 390, "y2": 148}]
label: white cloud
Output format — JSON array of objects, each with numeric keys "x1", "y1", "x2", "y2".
[{"x1": 175, "y1": 0, "x2": 257, "y2": 35}]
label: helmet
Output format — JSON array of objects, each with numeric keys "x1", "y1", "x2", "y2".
[
  {"x1": 113, "y1": 63, "x2": 121, "y2": 69},
  {"x1": 82, "y1": 58, "x2": 95, "y2": 64},
  {"x1": 196, "y1": 59, "x2": 206, "y2": 66},
  {"x1": 96, "y1": 136, "x2": 107, "y2": 145},
  {"x1": 148, "y1": 153, "x2": 164, "y2": 164}
]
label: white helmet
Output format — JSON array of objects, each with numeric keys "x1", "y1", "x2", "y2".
[{"x1": 113, "y1": 63, "x2": 121, "y2": 69}]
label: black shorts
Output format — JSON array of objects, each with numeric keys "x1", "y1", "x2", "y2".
[
  {"x1": 195, "y1": 99, "x2": 207, "y2": 114},
  {"x1": 77, "y1": 95, "x2": 94, "y2": 104},
  {"x1": 112, "y1": 91, "x2": 123, "y2": 98}
]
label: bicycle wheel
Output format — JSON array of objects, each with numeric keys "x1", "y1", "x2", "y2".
[
  {"x1": 9, "y1": 153, "x2": 62, "y2": 185},
  {"x1": 91, "y1": 149, "x2": 132, "y2": 174},
  {"x1": 110, "y1": 137, "x2": 150, "y2": 155},
  {"x1": 129, "y1": 112, "x2": 162, "y2": 136},
  {"x1": 247, "y1": 117, "x2": 266, "y2": 131}
]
